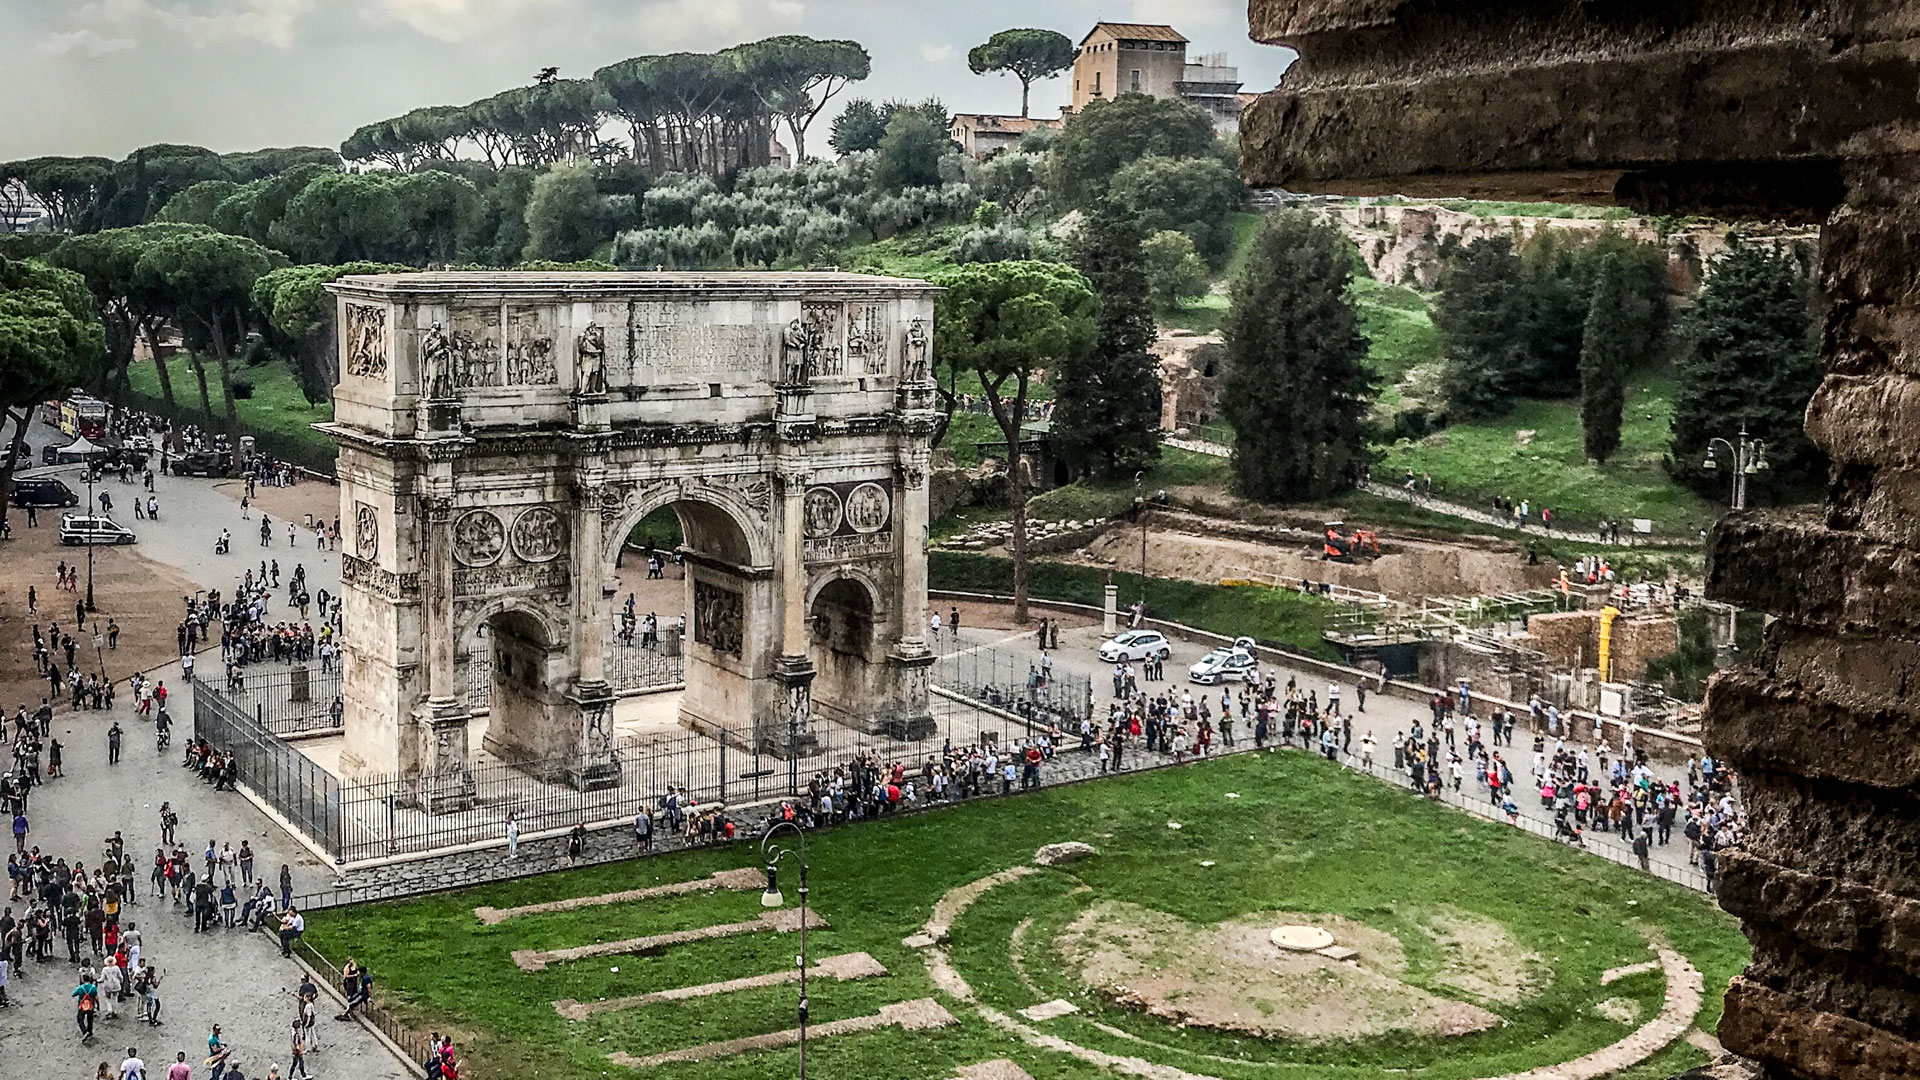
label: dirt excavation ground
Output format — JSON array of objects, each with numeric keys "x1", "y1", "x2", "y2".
[
  {"x1": 1074, "y1": 509, "x2": 1558, "y2": 600},
  {"x1": 0, "y1": 510, "x2": 203, "y2": 710},
  {"x1": 1055, "y1": 901, "x2": 1547, "y2": 1041}
]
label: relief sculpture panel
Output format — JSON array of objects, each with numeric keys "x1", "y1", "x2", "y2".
[
  {"x1": 802, "y1": 479, "x2": 894, "y2": 562},
  {"x1": 803, "y1": 301, "x2": 843, "y2": 378},
  {"x1": 846, "y1": 303, "x2": 889, "y2": 376},
  {"x1": 344, "y1": 304, "x2": 388, "y2": 379},
  {"x1": 510, "y1": 506, "x2": 566, "y2": 563},
  {"x1": 452, "y1": 510, "x2": 505, "y2": 567},
  {"x1": 449, "y1": 306, "x2": 503, "y2": 389},
  {"x1": 693, "y1": 579, "x2": 744, "y2": 657},
  {"x1": 505, "y1": 307, "x2": 558, "y2": 386}
]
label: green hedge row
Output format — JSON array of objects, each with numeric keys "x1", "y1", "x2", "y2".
[{"x1": 929, "y1": 551, "x2": 1339, "y2": 659}]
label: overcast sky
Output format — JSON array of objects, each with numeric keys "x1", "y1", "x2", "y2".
[{"x1": 1, "y1": 0, "x2": 1295, "y2": 161}]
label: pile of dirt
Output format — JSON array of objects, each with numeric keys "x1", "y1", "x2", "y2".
[{"x1": 1057, "y1": 901, "x2": 1504, "y2": 1041}]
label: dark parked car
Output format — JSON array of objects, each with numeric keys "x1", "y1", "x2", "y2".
[
  {"x1": 171, "y1": 450, "x2": 230, "y2": 477},
  {"x1": 8, "y1": 477, "x2": 80, "y2": 509}
]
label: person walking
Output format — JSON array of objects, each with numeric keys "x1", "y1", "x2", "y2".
[
  {"x1": 288, "y1": 1022, "x2": 310, "y2": 1079},
  {"x1": 74, "y1": 972, "x2": 100, "y2": 1041},
  {"x1": 505, "y1": 813, "x2": 519, "y2": 859}
]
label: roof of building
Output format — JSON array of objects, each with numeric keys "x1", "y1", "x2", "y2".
[
  {"x1": 951, "y1": 114, "x2": 1065, "y2": 134},
  {"x1": 1080, "y1": 22, "x2": 1188, "y2": 46}
]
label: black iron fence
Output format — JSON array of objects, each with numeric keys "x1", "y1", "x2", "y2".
[
  {"x1": 215, "y1": 663, "x2": 345, "y2": 736},
  {"x1": 294, "y1": 937, "x2": 435, "y2": 1068},
  {"x1": 193, "y1": 672, "x2": 346, "y2": 854},
  {"x1": 196, "y1": 663, "x2": 1059, "y2": 865},
  {"x1": 932, "y1": 635, "x2": 1092, "y2": 729}
]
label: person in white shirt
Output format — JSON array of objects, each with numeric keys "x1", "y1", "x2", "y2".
[
  {"x1": 120, "y1": 1051, "x2": 146, "y2": 1080},
  {"x1": 100, "y1": 961, "x2": 124, "y2": 1017}
]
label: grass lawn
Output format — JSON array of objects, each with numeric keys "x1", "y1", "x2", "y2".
[
  {"x1": 1353, "y1": 277, "x2": 1441, "y2": 411},
  {"x1": 303, "y1": 754, "x2": 1745, "y2": 1080},
  {"x1": 125, "y1": 356, "x2": 337, "y2": 463},
  {"x1": 930, "y1": 549, "x2": 1339, "y2": 657},
  {"x1": 1372, "y1": 373, "x2": 1722, "y2": 534}
]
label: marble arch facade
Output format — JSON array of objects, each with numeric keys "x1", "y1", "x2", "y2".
[{"x1": 321, "y1": 272, "x2": 941, "y2": 790}]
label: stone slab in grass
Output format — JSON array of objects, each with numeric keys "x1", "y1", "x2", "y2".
[
  {"x1": 512, "y1": 906, "x2": 828, "y2": 972},
  {"x1": 1034, "y1": 841, "x2": 1096, "y2": 866},
  {"x1": 1020, "y1": 998, "x2": 1081, "y2": 1021},
  {"x1": 553, "y1": 951, "x2": 887, "y2": 1019},
  {"x1": 475, "y1": 867, "x2": 764, "y2": 925},
  {"x1": 606, "y1": 997, "x2": 957, "y2": 1068}
]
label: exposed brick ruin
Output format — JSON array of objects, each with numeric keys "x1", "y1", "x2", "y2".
[{"x1": 1243, "y1": 3, "x2": 1920, "y2": 1078}]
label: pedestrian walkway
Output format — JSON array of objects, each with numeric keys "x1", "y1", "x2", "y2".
[{"x1": 0, "y1": 655, "x2": 407, "y2": 1080}]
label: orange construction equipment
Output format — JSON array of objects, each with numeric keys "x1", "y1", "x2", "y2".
[{"x1": 1321, "y1": 523, "x2": 1381, "y2": 562}]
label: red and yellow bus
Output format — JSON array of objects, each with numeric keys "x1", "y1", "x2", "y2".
[{"x1": 58, "y1": 396, "x2": 109, "y2": 440}]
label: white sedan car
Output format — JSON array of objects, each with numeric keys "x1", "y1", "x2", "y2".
[
  {"x1": 1098, "y1": 629, "x2": 1172, "y2": 663},
  {"x1": 1189, "y1": 647, "x2": 1259, "y2": 684}
]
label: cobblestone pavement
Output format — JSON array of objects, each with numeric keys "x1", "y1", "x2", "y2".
[{"x1": 1, "y1": 443, "x2": 399, "y2": 1079}]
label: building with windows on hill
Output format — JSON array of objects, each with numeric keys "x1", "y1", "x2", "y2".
[{"x1": 1069, "y1": 22, "x2": 1246, "y2": 132}]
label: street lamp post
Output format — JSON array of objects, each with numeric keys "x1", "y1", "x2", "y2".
[
  {"x1": 1703, "y1": 424, "x2": 1770, "y2": 511},
  {"x1": 84, "y1": 465, "x2": 97, "y2": 613},
  {"x1": 1133, "y1": 470, "x2": 1147, "y2": 610},
  {"x1": 760, "y1": 821, "x2": 810, "y2": 1080}
]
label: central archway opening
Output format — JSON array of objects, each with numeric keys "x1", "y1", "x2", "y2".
[{"x1": 610, "y1": 495, "x2": 773, "y2": 750}]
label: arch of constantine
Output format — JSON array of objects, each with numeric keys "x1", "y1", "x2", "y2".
[{"x1": 319, "y1": 272, "x2": 941, "y2": 794}]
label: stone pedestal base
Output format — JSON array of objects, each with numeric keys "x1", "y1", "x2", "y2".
[
  {"x1": 566, "y1": 681, "x2": 622, "y2": 792},
  {"x1": 763, "y1": 654, "x2": 821, "y2": 756},
  {"x1": 1103, "y1": 584, "x2": 1118, "y2": 634},
  {"x1": 417, "y1": 698, "x2": 476, "y2": 813}
]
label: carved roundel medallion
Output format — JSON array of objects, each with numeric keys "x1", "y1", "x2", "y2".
[
  {"x1": 452, "y1": 510, "x2": 505, "y2": 568},
  {"x1": 803, "y1": 487, "x2": 843, "y2": 539},
  {"x1": 354, "y1": 501, "x2": 379, "y2": 560},
  {"x1": 844, "y1": 482, "x2": 891, "y2": 534},
  {"x1": 511, "y1": 506, "x2": 566, "y2": 563}
]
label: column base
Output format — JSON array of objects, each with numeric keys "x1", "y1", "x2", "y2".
[
  {"x1": 880, "y1": 643, "x2": 937, "y2": 740},
  {"x1": 417, "y1": 698, "x2": 476, "y2": 814},
  {"x1": 763, "y1": 655, "x2": 821, "y2": 756},
  {"x1": 566, "y1": 681, "x2": 622, "y2": 792}
]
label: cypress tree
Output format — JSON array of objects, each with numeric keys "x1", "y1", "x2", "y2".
[
  {"x1": 1516, "y1": 231, "x2": 1586, "y2": 395},
  {"x1": 1579, "y1": 252, "x2": 1634, "y2": 463},
  {"x1": 1669, "y1": 239, "x2": 1824, "y2": 494},
  {"x1": 1051, "y1": 200, "x2": 1163, "y2": 480},
  {"x1": 1435, "y1": 235, "x2": 1529, "y2": 419},
  {"x1": 1220, "y1": 211, "x2": 1377, "y2": 501}
]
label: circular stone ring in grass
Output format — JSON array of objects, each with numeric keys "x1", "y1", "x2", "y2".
[{"x1": 1270, "y1": 925, "x2": 1336, "y2": 952}]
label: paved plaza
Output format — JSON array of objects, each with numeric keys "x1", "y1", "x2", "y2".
[{"x1": 2, "y1": 413, "x2": 400, "y2": 1078}]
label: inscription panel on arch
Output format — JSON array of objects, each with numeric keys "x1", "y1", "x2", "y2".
[{"x1": 626, "y1": 301, "x2": 778, "y2": 385}]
